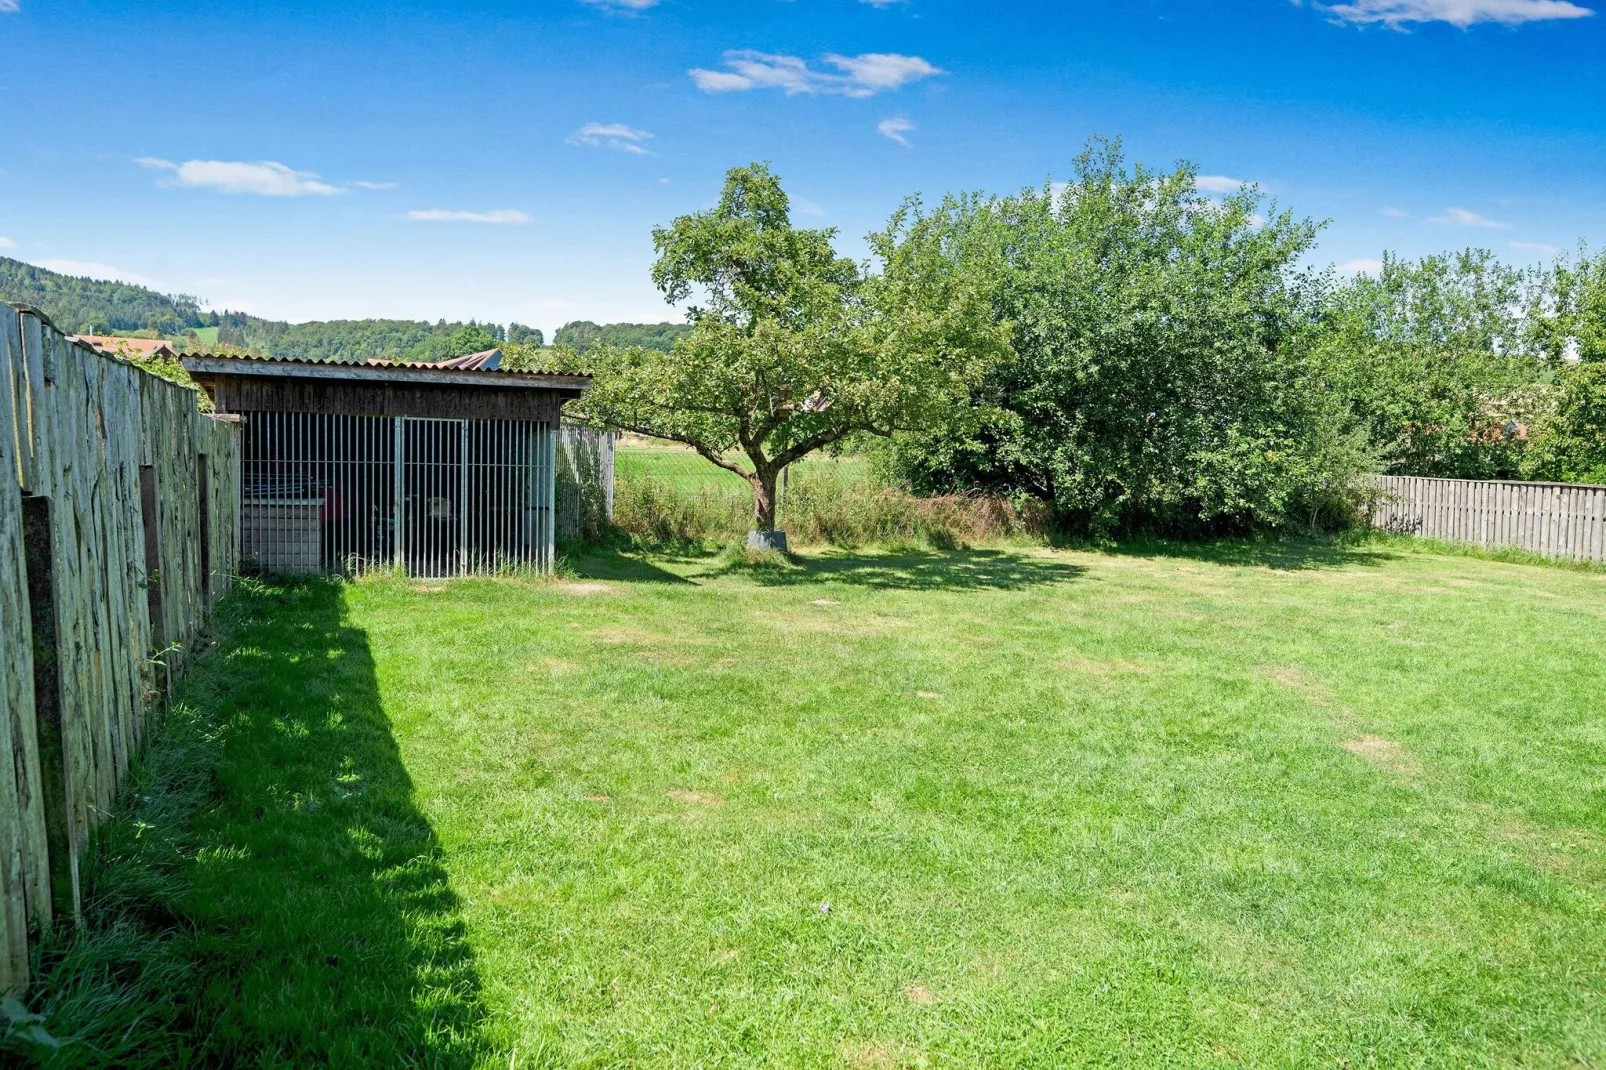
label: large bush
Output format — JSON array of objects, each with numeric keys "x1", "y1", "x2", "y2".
[
  {"x1": 879, "y1": 138, "x2": 1370, "y2": 535},
  {"x1": 1309, "y1": 250, "x2": 1546, "y2": 480},
  {"x1": 1522, "y1": 361, "x2": 1606, "y2": 485}
]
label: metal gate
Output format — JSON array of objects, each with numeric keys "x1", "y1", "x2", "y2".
[{"x1": 240, "y1": 410, "x2": 555, "y2": 577}]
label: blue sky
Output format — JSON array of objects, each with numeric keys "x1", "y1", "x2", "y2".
[{"x1": 1, "y1": 0, "x2": 1603, "y2": 335}]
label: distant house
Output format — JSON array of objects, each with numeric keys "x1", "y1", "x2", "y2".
[{"x1": 70, "y1": 334, "x2": 178, "y2": 361}]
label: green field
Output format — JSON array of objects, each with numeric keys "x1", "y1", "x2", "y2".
[
  {"x1": 25, "y1": 541, "x2": 1606, "y2": 1067},
  {"x1": 616, "y1": 442, "x2": 872, "y2": 493}
]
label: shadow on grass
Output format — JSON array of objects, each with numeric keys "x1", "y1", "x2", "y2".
[
  {"x1": 730, "y1": 547, "x2": 1087, "y2": 592},
  {"x1": 19, "y1": 578, "x2": 489, "y2": 1067},
  {"x1": 1095, "y1": 534, "x2": 1400, "y2": 572},
  {"x1": 563, "y1": 543, "x2": 699, "y2": 584}
]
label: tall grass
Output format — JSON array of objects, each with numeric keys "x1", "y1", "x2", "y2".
[{"x1": 612, "y1": 463, "x2": 1050, "y2": 547}]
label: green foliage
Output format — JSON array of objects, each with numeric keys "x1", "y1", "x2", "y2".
[
  {"x1": 883, "y1": 138, "x2": 1355, "y2": 536},
  {"x1": 507, "y1": 322, "x2": 544, "y2": 347},
  {"x1": 0, "y1": 256, "x2": 208, "y2": 335},
  {"x1": 578, "y1": 161, "x2": 1008, "y2": 531},
  {"x1": 244, "y1": 318, "x2": 505, "y2": 364},
  {"x1": 0, "y1": 256, "x2": 516, "y2": 364},
  {"x1": 1521, "y1": 360, "x2": 1606, "y2": 484},
  {"x1": 613, "y1": 476, "x2": 750, "y2": 543},
  {"x1": 1310, "y1": 250, "x2": 1545, "y2": 480},
  {"x1": 1536, "y1": 246, "x2": 1606, "y2": 363},
  {"x1": 611, "y1": 455, "x2": 1043, "y2": 548},
  {"x1": 443, "y1": 323, "x2": 499, "y2": 358},
  {"x1": 553, "y1": 320, "x2": 688, "y2": 353}
]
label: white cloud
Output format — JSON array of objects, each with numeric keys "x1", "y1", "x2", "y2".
[
  {"x1": 567, "y1": 122, "x2": 654, "y2": 154},
  {"x1": 581, "y1": 0, "x2": 657, "y2": 8},
  {"x1": 0, "y1": 236, "x2": 15, "y2": 249},
  {"x1": 1308, "y1": 0, "x2": 1593, "y2": 27},
  {"x1": 792, "y1": 197, "x2": 826, "y2": 217},
  {"x1": 878, "y1": 116, "x2": 916, "y2": 146},
  {"x1": 33, "y1": 259, "x2": 156, "y2": 286},
  {"x1": 405, "y1": 209, "x2": 531, "y2": 224},
  {"x1": 1510, "y1": 239, "x2": 1560, "y2": 255},
  {"x1": 352, "y1": 180, "x2": 397, "y2": 190},
  {"x1": 1336, "y1": 258, "x2": 1386, "y2": 275},
  {"x1": 860, "y1": 0, "x2": 907, "y2": 6},
  {"x1": 1429, "y1": 206, "x2": 1512, "y2": 229},
  {"x1": 689, "y1": 51, "x2": 943, "y2": 98},
  {"x1": 0, "y1": 1, "x2": 17, "y2": 13},
  {"x1": 1380, "y1": 206, "x2": 1409, "y2": 218},
  {"x1": 1196, "y1": 174, "x2": 1246, "y2": 193},
  {"x1": 138, "y1": 157, "x2": 343, "y2": 197}
]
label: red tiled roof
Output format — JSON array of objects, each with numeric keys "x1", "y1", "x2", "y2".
[{"x1": 71, "y1": 334, "x2": 176, "y2": 359}]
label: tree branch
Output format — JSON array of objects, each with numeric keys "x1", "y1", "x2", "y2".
[{"x1": 773, "y1": 427, "x2": 853, "y2": 469}]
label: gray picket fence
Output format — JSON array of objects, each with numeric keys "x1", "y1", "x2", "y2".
[{"x1": 1373, "y1": 474, "x2": 1606, "y2": 564}]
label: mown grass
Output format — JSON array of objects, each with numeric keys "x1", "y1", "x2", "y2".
[
  {"x1": 14, "y1": 540, "x2": 1606, "y2": 1067},
  {"x1": 7, "y1": 580, "x2": 484, "y2": 1068}
]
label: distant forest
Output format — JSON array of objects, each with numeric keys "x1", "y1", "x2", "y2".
[
  {"x1": 0, "y1": 257, "x2": 686, "y2": 363},
  {"x1": 552, "y1": 320, "x2": 689, "y2": 353}
]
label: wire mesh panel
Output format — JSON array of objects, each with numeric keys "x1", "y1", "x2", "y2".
[
  {"x1": 466, "y1": 418, "x2": 553, "y2": 574},
  {"x1": 239, "y1": 411, "x2": 553, "y2": 577},
  {"x1": 399, "y1": 418, "x2": 464, "y2": 579},
  {"x1": 241, "y1": 411, "x2": 397, "y2": 575}
]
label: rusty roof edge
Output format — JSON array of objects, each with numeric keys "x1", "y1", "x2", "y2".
[{"x1": 180, "y1": 352, "x2": 590, "y2": 391}]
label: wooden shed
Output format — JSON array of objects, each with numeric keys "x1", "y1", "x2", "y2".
[{"x1": 181, "y1": 354, "x2": 590, "y2": 577}]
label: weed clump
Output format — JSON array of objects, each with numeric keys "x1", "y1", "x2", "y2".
[{"x1": 613, "y1": 463, "x2": 1049, "y2": 549}]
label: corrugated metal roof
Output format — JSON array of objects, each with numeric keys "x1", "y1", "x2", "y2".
[
  {"x1": 179, "y1": 351, "x2": 590, "y2": 391},
  {"x1": 182, "y1": 350, "x2": 579, "y2": 378},
  {"x1": 434, "y1": 348, "x2": 503, "y2": 370}
]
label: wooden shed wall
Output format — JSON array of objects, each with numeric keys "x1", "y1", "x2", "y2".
[
  {"x1": 203, "y1": 374, "x2": 570, "y2": 424},
  {"x1": 0, "y1": 307, "x2": 240, "y2": 996}
]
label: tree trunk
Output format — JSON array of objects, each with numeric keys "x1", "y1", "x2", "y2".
[{"x1": 751, "y1": 468, "x2": 779, "y2": 532}]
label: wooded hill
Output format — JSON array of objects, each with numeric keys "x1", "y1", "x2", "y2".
[{"x1": 0, "y1": 257, "x2": 686, "y2": 363}]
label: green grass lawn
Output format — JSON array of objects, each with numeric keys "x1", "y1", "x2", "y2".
[{"x1": 30, "y1": 540, "x2": 1606, "y2": 1068}]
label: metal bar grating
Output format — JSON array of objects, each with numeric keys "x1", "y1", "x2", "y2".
[{"x1": 239, "y1": 410, "x2": 553, "y2": 577}]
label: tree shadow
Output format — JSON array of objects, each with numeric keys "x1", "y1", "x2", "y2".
[
  {"x1": 111, "y1": 579, "x2": 489, "y2": 1066},
  {"x1": 1093, "y1": 534, "x2": 1400, "y2": 572},
  {"x1": 727, "y1": 547, "x2": 1088, "y2": 592}
]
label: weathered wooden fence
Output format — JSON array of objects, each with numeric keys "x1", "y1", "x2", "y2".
[
  {"x1": 1373, "y1": 474, "x2": 1606, "y2": 564},
  {"x1": 0, "y1": 306, "x2": 241, "y2": 995},
  {"x1": 556, "y1": 424, "x2": 615, "y2": 541}
]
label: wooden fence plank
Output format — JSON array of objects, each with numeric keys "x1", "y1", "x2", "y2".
[
  {"x1": 0, "y1": 309, "x2": 45, "y2": 995},
  {"x1": 1373, "y1": 474, "x2": 1606, "y2": 563},
  {"x1": 1, "y1": 309, "x2": 242, "y2": 992}
]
